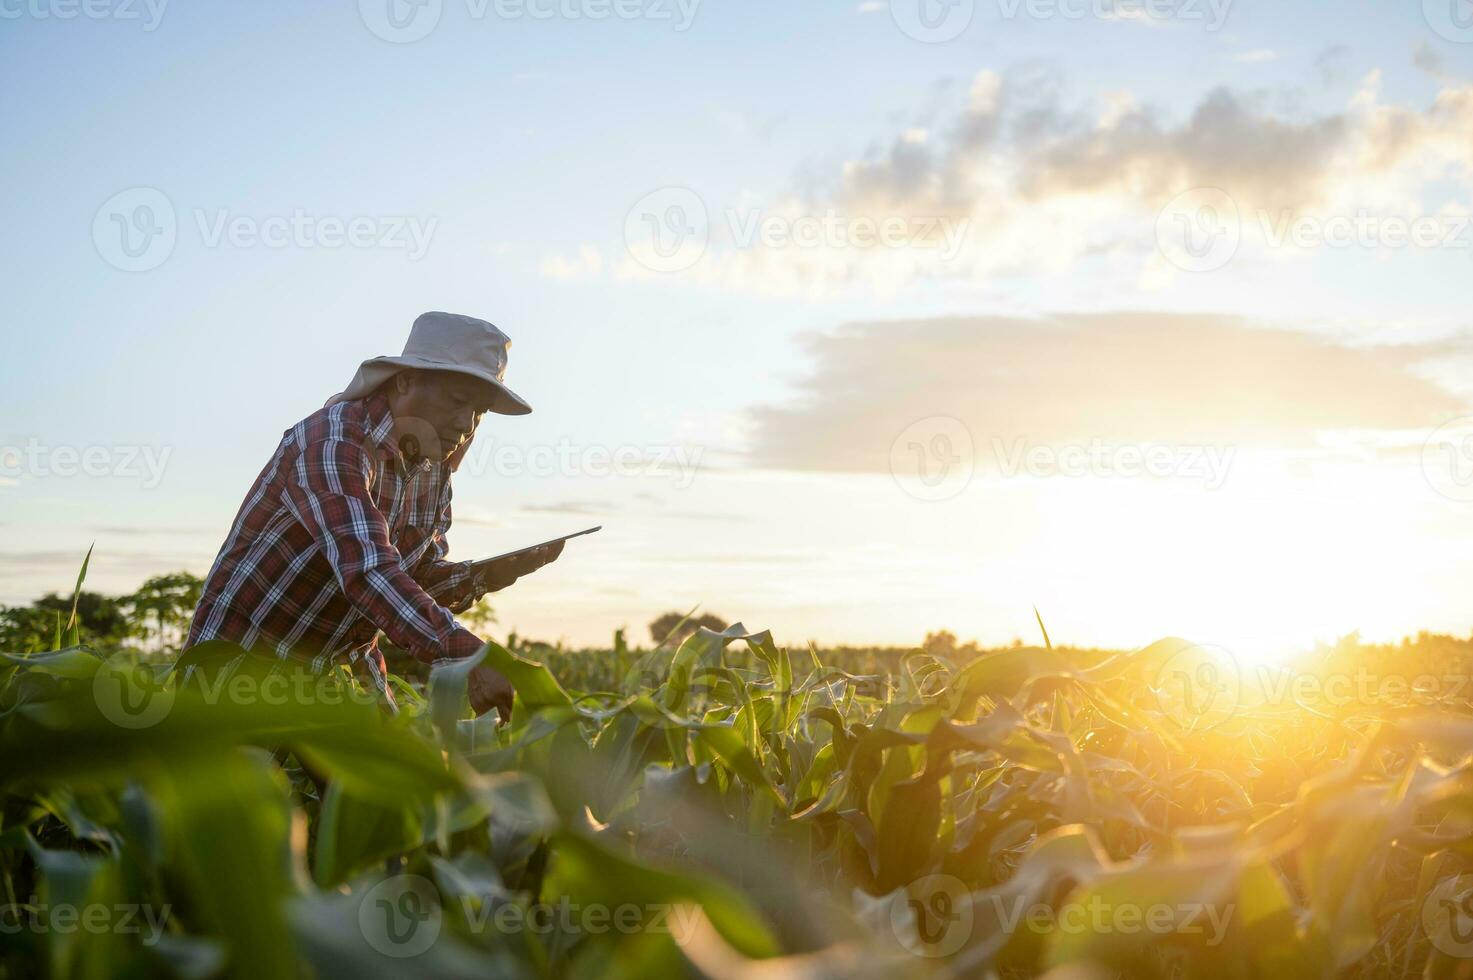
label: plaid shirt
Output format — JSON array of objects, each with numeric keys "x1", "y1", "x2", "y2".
[{"x1": 186, "y1": 392, "x2": 487, "y2": 704}]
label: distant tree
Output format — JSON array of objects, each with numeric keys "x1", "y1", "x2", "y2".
[
  {"x1": 0, "y1": 590, "x2": 131, "y2": 652},
  {"x1": 922, "y1": 630, "x2": 959, "y2": 657},
  {"x1": 124, "y1": 572, "x2": 204, "y2": 651},
  {"x1": 922, "y1": 630, "x2": 980, "y2": 658},
  {"x1": 0, "y1": 604, "x2": 62, "y2": 653},
  {"x1": 649, "y1": 610, "x2": 728, "y2": 647},
  {"x1": 34, "y1": 591, "x2": 129, "y2": 643}
]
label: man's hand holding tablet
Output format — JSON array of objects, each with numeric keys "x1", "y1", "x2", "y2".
[{"x1": 468, "y1": 526, "x2": 601, "y2": 593}]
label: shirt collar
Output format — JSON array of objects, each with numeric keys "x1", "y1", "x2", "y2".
[{"x1": 362, "y1": 393, "x2": 432, "y2": 472}]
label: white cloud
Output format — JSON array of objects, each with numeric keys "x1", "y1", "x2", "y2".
[
  {"x1": 553, "y1": 68, "x2": 1473, "y2": 297},
  {"x1": 541, "y1": 244, "x2": 604, "y2": 280}
]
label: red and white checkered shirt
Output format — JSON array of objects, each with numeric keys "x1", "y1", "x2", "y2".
[{"x1": 186, "y1": 392, "x2": 487, "y2": 704}]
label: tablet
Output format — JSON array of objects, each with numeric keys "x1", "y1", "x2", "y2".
[{"x1": 477, "y1": 525, "x2": 602, "y2": 565}]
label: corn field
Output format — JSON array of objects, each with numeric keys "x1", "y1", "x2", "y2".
[{"x1": 5, "y1": 572, "x2": 1473, "y2": 978}]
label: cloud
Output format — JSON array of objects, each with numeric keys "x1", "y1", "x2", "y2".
[
  {"x1": 580, "y1": 67, "x2": 1473, "y2": 296},
  {"x1": 541, "y1": 245, "x2": 604, "y2": 280},
  {"x1": 1316, "y1": 45, "x2": 1350, "y2": 85},
  {"x1": 1014, "y1": 83, "x2": 1349, "y2": 212},
  {"x1": 745, "y1": 313, "x2": 1467, "y2": 473},
  {"x1": 452, "y1": 513, "x2": 511, "y2": 528},
  {"x1": 89, "y1": 525, "x2": 207, "y2": 536},
  {"x1": 520, "y1": 501, "x2": 608, "y2": 516},
  {"x1": 660, "y1": 550, "x2": 818, "y2": 564},
  {"x1": 664, "y1": 511, "x2": 750, "y2": 523},
  {"x1": 0, "y1": 549, "x2": 205, "y2": 604},
  {"x1": 1412, "y1": 42, "x2": 1465, "y2": 84},
  {"x1": 1233, "y1": 49, "x2": 1281, "y2": 64}
]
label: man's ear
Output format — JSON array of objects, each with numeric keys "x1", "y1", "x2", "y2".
[{"x1": 393, "y1": 370, "x2": 416, "y2": 395}]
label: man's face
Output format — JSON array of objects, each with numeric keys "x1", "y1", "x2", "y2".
[{"x1": 389, "y1": 370, "x2": 498, "y2": 462}]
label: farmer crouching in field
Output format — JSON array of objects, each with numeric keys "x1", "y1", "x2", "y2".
[{"x1": 184, "y1": 312, "x2": 559, "y2": 721}]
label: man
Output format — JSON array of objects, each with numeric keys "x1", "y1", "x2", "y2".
[{"x1": 185, "y1": 312, "x2": 560, "y2": 720}]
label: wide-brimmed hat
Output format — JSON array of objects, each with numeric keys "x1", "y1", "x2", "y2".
[{"x1": 325, "y1": 312, "x2": 532, "y2": 415}]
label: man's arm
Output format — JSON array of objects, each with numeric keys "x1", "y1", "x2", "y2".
[
  {"x1": 413, "y1": 479, "x2": 564, "y2": 610},
  {"x1": 282, "y1": 435, "x2": 483, "y2": 666},
  {"x1": 412, "y1": 480, "x2": 482, "y2": 614}
]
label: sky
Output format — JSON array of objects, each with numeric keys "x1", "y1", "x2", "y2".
[{"x1": 2, "y1": 0, "x2": 1473, "y2": 659}]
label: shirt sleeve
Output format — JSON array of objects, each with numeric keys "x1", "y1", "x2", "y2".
[
  {"x1": 282, "y1": 435, "x2": 483, "y2": 666},
  {"x1": 411, "y1": 476, "x2": 483, "y2": 614}
]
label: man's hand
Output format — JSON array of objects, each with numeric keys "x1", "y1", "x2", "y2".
[
  {"x1": 467, "y1": 665, "x2": 515, "y2": 723},
  {"x1": 471, "y1": 541, "x2": 565, "y2": 594}
]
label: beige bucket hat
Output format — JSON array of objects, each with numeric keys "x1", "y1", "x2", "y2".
[{"x1": 325, "y1": 312, "x2": 532, "y2": 415}]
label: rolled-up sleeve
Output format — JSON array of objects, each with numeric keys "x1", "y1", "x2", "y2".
[{"x1": 282, "y1": 436, "x2": 482, "y2": 665}]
